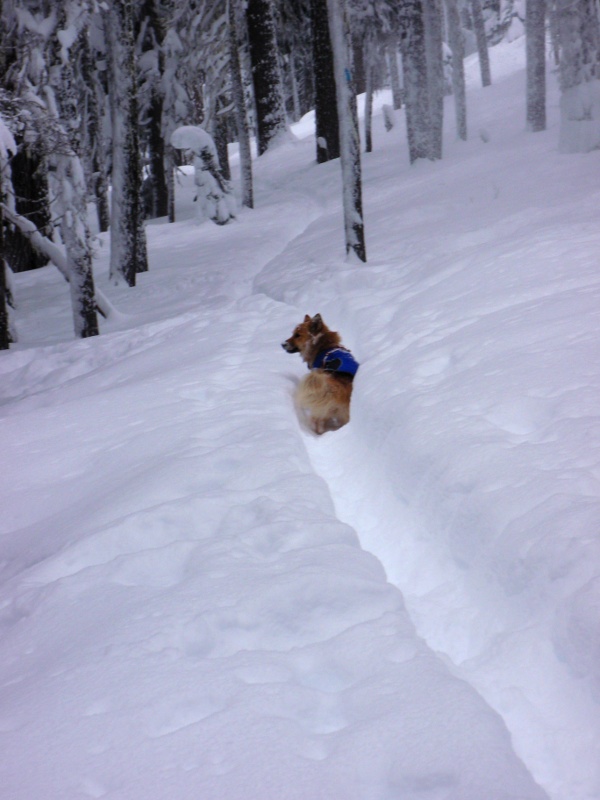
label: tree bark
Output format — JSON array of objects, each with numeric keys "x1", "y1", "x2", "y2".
[
  {"x1": 387, "y1": 38, "x2": 403, "y2": 110},
  {"x1": 526, "y1": 0, "x2": 546, "y2": 132},
  {"x1": 444, "y1": 0, "x2": 467, "y2": 140},
  {"x1": 424, "y1": 0, "x2": 444, "y2": 159},
  {"x1": 326, "y1": 0, "x2": 366, "y2": 262},
  {"x1": 471, "y1": 0, "x2": 491, "y2": 86},
  {"x1": 105, "y1": 0, "x2": 148, "y2": 286},
  {"x1": 246, "y1": 0, "x2": 288, "y2": 155},
  {"x1": 311, "y1": 0, "x2": 340, "y2": 162},
  {"x1": 228, "y1": 0, "x2": 253, "y2": 207},
  {"x1": 402, "y1": 0, "x2": 432, "y2": 163}
]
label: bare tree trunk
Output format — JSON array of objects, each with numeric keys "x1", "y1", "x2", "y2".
[
  {"x1": 424, "y1": 0, "x2": 444, "y2": 159},
  {"x1": 0, "y1": 203, "x2": 10, "y2": 349},
  {"x1": 471, "y1": 0, "x2": 491, "y2": 86},
  {"x1": 311, "y1": 0, "x2": 340, "y2": 162},
  {"x1": 526, "y1": 0, "x2": 547, "y2": 132},
  {"x1": 444, "y1": 0, "x2": 467, "y2": 140},
  {"x1": 387, "y1": 38, "x2": 403, "y2": 110},
  {"x1": 105, "y1": 0, "x2": 148, "y2": 286},
  {"x1": 364, "y1": 42, "x2": 374, "y2": 153},
  {"x1": 246, "y1": 0, "x2": 288, "y2": 155},
  {"x1": 402, "y1": 0, "x2": 432, "y2": 163},
  {"x1": 326, "y1": 0, "x2": 366, "y2": 262},
  {"x1": 228, "y1": 0, "x2": 253, "y2": 207}
]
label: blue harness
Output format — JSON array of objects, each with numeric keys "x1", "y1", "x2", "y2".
[{"x1": 311, "y1": 347, "x2": 359, "y2": 377}]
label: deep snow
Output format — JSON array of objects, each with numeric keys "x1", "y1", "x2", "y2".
[{"x1": 1, "y1": 38, "x2": 599, "y2": 800}]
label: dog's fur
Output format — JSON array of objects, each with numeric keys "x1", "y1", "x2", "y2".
[{"x1": 282, "y1": 314, "x2": 354, "y2": 435}]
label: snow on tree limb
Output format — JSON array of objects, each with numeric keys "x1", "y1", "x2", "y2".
[{"x1": 0, "y1": 203, "x2": 116, "y2": 321}]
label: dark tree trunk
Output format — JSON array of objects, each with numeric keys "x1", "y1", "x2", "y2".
[
  {"x1": 364, "y1": 51, "x2": 374, "y2": 153},
  {"x1": 213, "y1": 107, "x2": 231, "y2": 181},
  {"x1": 246, "y1": 0, "x2": 288, "y2": 155},
  {"x1": 526, "y1": 0, "x2": 546, "y2": 132},
  {"x1": 148, "y1": 88, "x2": 169, "y2": 217},
  {"x1": 311, "y1": 0, "x2": 340, "y2": 162},
  {"x1": 105, "y1": 0, "x2": 148, "y2": 286},
  {"x1": 471, "y1": 0, "x2": 491, "y2": 86},
  {"x1": 7, "y1": 147, "x2": 51, "y2": 271},
  {"x1": 228, "y1": 0, "x2": 253, "y2": 208},
  {"x1": 0, "y1": 206, "x2": 10, "y2": 350}
]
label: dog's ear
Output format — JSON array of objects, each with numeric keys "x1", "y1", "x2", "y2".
[
  {"x1": 304, "y1": 314, "x2": 311, "y2": 323},
  {"x1": 309, "y1": 313, "x2": 323, "y2": 334}
]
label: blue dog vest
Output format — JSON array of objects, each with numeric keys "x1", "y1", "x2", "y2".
[{"x1": 311, "y1": 347, "x2": 359, "y2": 377}]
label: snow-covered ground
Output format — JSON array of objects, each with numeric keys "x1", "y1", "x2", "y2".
[{"x1": 1, "y1": 38, "x2": 599, "y2": 800}]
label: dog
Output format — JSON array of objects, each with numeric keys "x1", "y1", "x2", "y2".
[{"x1": 281, "y1": 314, "x2": 359, "y2": 435}]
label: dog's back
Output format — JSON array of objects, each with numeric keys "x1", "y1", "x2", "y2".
[
  {"x1": 295, "y1": 370, "x2": 352, "y2": 434},
  {"x1": 282, "y1": 314, "x2": 356, "y2": 435}
]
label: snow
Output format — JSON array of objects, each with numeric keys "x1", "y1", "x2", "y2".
[
  {"x1": 2, "y1": 38, "x2": 600, "y2": 800},
  {"x1": 170, "y1": 125, "x2": 219, "y2": 158}
]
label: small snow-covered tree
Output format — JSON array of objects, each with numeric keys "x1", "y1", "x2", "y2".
[
  {"x1": 326, "y1": 0, "x2": 367, "y2": 262},
  {"x1": 555, "y1": 0, "x2": 600, "y2": 153},
  {"x1": 171, "y1": 126, "x2": 236, "y2": 225},
  {"x1": 526, "y1": 0, "x2": 546, "y2": 132}
]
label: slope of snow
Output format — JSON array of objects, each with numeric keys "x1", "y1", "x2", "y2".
[{"x1": 1, "y1": 38, "x2": 598, "y2": 800}]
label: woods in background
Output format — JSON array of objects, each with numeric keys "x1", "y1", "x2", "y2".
[{"x1": 0, "y1": 0, "x2": 598, "y2": 346}]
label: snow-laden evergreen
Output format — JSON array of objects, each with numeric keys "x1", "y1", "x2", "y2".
[{"x1": 1, "y1": 39, "x2": 599, "y2": 800}]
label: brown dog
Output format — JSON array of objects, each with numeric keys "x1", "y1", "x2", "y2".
[{"x1": 282, "y1": 314, "x2": 359, "y2": 435}]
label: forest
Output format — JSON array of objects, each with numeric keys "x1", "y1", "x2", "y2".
[{"x1": 0, "y1": 0, "x2": 599, "y2": 349}]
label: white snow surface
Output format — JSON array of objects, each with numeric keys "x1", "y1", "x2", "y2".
[{"x1": 2, "y1": 39, "x2": 599, "y2": 800}]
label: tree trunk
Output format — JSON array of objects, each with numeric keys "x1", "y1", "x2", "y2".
[
  {"x1": 364, "y1": 48, "x2": 374, "y2": 153},
  {"x1": 444, "y1": 0, "x2": 467, "y2": 140},
  {"x1": 148, "y1": 87, "x2": 169, "y2": 217},
  {"x1": 0, "y1": 204, "x2": 10, "y2": 350},
  {"x1": 555, "y1": 0, "x2": 600, "y2": 152},
  {"x1": 326, "y1": 0, "x2": 366, "y2": 262},
  {"x1": 49, "y1": 11, "x2": 99, "y2": 339},
  {"x1": 228, "y1": 0, "x2": 253, "y2": 208},
  {"x1": 387, "y1": 38, "x2": 403, "y2": 110},
  {"x1": 105, "y1": 0, "x2": 148, "y2": 286},
  {"x1": 246, "y1": 0, "x2": 288, "y2": 155},
  {"x1": 526, "y1": 0, "x2": 546, "y2": 132},
  {"x1": 311, "y1": 0, "x2": 340, "y2": 162},
  {"x1": 471, "y1": 0, "x2": 491, "y2": 86},
  {"x1": 402, "y1": 0, "x2": 432, "y2": 163},
  {"x1": 424, "y1": 0, "x2": 444, "y2": 159}
]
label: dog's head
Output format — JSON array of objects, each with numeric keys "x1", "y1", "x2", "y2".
[{"x1": 281, "y1": 313, "x2": 324, "y2": 357}]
